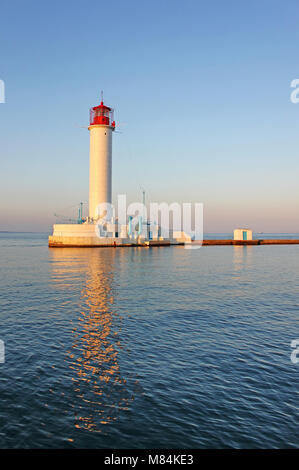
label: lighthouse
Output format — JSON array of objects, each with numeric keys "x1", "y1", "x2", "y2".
[
  {"x1": 49, "y1": 94, "x2": 190, "y2": 247},
  {"x1": 88, "y1": 98, "x2": 115, "y2": 221}
]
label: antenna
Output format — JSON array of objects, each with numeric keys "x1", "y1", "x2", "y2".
[
  {"x1": 139, "y1": 185, "x2": 146, "y2": 221},
  {"x1": 139, "y1": 185, "x2": 145, "y2": 206},
  {"x1": 101, "y1": 90, "x2": 104, "y2": 103}
]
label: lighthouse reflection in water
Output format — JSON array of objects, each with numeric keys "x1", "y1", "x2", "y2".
[{"x1": 50, "y1": 248, "x2": 137, "y2": 434}]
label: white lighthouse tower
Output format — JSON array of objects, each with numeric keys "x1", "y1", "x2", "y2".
[{"x1": 88, "y1": 97, "x2": 115, "y2": 221}]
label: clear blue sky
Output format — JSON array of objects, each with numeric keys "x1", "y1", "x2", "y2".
[{"x1": 1, "y1": 0, "x2": 299, "y2": 232}]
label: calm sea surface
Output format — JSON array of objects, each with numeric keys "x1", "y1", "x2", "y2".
[{"x1": 0, "y1": 232, "x2": 298, "y2": 448}]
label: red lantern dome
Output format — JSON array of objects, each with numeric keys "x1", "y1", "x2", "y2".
[{"x1": 89, "y1": 100, "x2": 115, "y2": 129}]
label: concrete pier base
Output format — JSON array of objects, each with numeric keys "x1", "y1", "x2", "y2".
[
  {"x1": 48, "y1": 224, "x2": 182, "y2": 247},
  {"x1": 48, "y1": 225, "x2": 299, "y2": 248}
]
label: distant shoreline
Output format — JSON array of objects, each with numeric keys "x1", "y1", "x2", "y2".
[{"x1": 0, "y1": 231, "x2": 50, "y2": 234}]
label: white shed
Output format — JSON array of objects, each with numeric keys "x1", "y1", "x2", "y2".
[{"x1": 233, "y1": 228, "x2": 253, "y2": 241}]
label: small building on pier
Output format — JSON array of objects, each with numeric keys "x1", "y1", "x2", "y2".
[{"x1": 233, "y1": 228, "x2": 253, "y2": 241}]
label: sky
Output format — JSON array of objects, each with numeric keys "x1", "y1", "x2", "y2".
[{"x1": 0, "y1": 0, "x2": 299, "y2": 233}]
